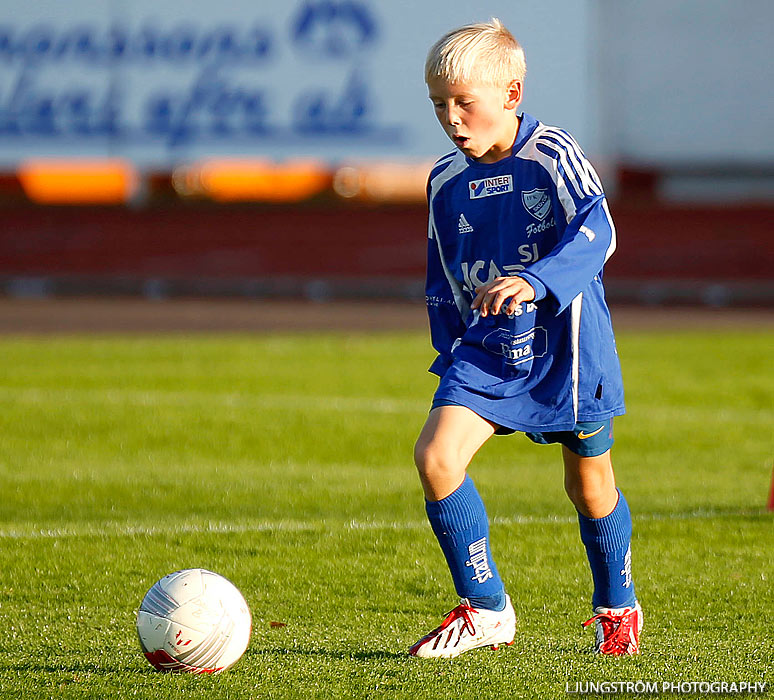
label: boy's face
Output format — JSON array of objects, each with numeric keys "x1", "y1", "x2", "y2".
[{"x1": 427, "y1": 78, "x2": 522, "y2": 163}]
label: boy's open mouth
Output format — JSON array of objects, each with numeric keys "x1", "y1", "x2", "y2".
[{"x1": 452, "y1": 135, "x2": 469, "y2": 147}]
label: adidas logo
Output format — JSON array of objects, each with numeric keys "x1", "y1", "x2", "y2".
[{"x1": 458, "y1": 213, "x2": 474, "y2": 234}]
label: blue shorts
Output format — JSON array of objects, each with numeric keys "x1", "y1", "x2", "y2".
[
  {"x1": 431, "y1": 399, "x2": 614, "y2": 457},
  {"x1": 524, "y1": 419, "x2": 614, "y2": 457}
]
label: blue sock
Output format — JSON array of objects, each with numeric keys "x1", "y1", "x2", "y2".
[
  {"x1": 425, "y1": 475, "x2": 506, "y2": 611},
  {"x1": 577, "y1": 489, "x2": 636, "y2": 609}
]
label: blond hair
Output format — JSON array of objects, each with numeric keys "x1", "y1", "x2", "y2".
[{"x1": 425, "y1": 18, "x2": 526, "y2": 87}]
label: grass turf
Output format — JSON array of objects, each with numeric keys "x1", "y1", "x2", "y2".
[{"x1": 0, "y1": 327, "x2": 771, "y2": 699}]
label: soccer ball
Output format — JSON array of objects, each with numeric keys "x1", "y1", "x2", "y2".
[{"x1": 136, "y1": 568, "x2": 252, "y2": 674}]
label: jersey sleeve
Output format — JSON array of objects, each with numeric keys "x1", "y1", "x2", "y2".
[
  {"x1": 425, "y1": 215, "x2": 467, "y2": 377},
  {"x1": 519, "y1": 129, "x2": 617, "y2": 313}
]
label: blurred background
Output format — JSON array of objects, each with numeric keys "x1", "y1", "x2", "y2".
[{"x1": 0, "y1": 0, "x2": 772, "y2": 312}]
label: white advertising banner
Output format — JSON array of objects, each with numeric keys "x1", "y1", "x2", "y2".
[{"x1": 0, "y1": 0, "x2": 596, "y2": 169}]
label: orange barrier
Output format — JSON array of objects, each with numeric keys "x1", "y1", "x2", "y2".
[
  {"x1": 12, "y1": 160, "x2": 433, "y2": 205},
  {"x1": 18, "y1": 159, "x2": 138, "y2": 205},
  {"x1": 172, "y1": 159, "x2": 331, "y2": 202}
]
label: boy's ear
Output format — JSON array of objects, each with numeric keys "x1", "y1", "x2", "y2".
[{"x1": 504, "y1": 80, "x2": 523, "y2": 110}]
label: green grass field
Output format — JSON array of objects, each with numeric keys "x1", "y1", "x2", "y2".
[{"x1": 0, "y1": 325, "x2": 772, "y2": 699}]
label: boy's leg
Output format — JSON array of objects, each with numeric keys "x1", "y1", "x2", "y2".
[
  {"x1": 563, "y1": 447, "x2": 641, "y2": 654},
  {"x1": 414, "y1": 405, "x2": 503, "y2": 606},
  {"x1": 563, "y1": 447, "x2": 635, "y2": 609},
  {"x1": 410, "y1": 405, "x2": 515, "y2": 657}
]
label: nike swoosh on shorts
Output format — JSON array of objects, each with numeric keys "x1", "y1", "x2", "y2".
[{"x1": 577, "y1": 426, "x2": 605, "y2": 440}]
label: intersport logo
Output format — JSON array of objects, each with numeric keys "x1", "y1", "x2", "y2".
[{"x1": 469, "y1": 175, "x2": 513, "y2": 199}]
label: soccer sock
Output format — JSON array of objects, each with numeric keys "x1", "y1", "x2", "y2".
[
  {"x1": 577, "y1": 488, "x2": 636, "y2": 609},
  {"x1": 425, "y1": 474, "x2": 506, "y2": 611}
]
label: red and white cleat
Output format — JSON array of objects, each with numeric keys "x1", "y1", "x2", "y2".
[
  {"x1": 409, "y1": 596, "x2": 516, "y2": 659},
  {"x1": 583, "y1": 602, "x2": 643, "y2": 655}
]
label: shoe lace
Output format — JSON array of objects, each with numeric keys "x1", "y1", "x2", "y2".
[
  {"x1": 438, "y1": 601, "x2": 478, "y2": 638},
  {"x1": 582, "y1": 608, "x2": 636, "y2": 654}
]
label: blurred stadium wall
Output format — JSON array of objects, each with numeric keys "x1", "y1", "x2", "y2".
[{"x1": 0, "y1": 0, "x2": 771, "y2": 305}]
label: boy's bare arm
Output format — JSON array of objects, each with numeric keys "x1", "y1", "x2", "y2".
[{"x1": 471, "y1": 276, "x2": 536, "y2": 317}]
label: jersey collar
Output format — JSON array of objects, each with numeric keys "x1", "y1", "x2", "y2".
[{"x1": 512, "y1": 112, "x2": 540, "y2": 154}]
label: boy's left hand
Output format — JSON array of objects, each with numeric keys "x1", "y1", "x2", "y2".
[{"x1": 472, "y1": 276, "x2": 535, "y2": 317}]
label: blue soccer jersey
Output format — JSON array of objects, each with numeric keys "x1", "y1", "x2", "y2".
[{"x1": 426, "y1": 112, "x2": 625, "y2": 432}]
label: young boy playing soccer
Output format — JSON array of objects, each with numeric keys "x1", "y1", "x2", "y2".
[{"x1": 409, "y1": 19, "x2": 642, "y2": 658}]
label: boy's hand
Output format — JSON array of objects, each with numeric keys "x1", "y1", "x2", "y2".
[{"x1": 471, "y1": 276, "x2": 536, "y2": 317}]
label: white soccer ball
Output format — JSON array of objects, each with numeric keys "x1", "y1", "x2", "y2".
[{"x1": 136, "y1": 568, "x2": 252, "y2": 674}]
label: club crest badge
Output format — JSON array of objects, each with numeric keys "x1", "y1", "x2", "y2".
[{"x1": 521, "y1": 188, "x2": 552, "y2": 221}]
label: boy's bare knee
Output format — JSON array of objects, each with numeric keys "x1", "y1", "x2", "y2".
[
  {"x1": 413, "y1": 439, "x2": 464, "y2": 485},
  {"x1": 565, "y1": 473, "x2": 617, "y2": 518},
  {"x1": 563, "y1": 448, "x2": 617, "y2": 517},
  {"x1": 415, "y1": 439, "x2": 450, "y2": 474}
]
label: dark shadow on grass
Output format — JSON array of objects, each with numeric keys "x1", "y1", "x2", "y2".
[
  {"x1": 2, "y1": 649, "x2": 408, "y2": 676},
  {"x1": 250, "y1": 647, "x2": 407, "y2": 661},
  {"x1": 0, "y1": 661, "x2": 152, "y2": 675}
]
